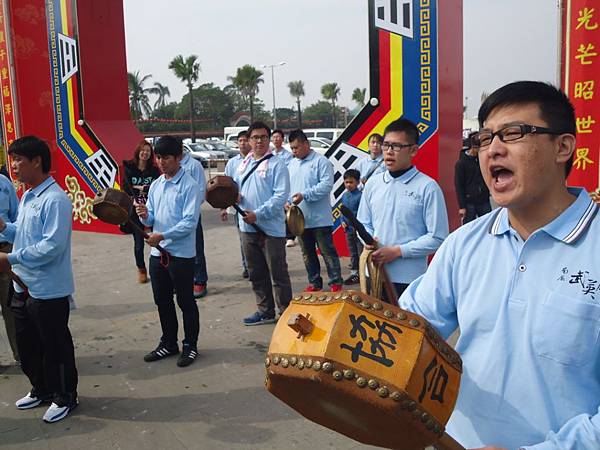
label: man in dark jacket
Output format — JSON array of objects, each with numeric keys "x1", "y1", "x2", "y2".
[{"x1": 454, "y1": 132, "x2": 491, "y2": 224}]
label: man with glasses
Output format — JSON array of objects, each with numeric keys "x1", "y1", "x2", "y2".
[
  {"x1": 235, "y1": 122, "x2": 292, "y2": 326},
  {"x1": 357, "y1": 118, "x2": 448, "y2": 298},
  {"x1": 399, "y1": 81, "x2": 600, "y2": 449}
]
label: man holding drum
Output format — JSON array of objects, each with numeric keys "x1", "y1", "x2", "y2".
[
  {"x1": 400, "y1": 81, "x2": 600, "y2": 449},
  {"x1": 0, "y1": 136, "x2": 78, "y2": 423},
  {"x1": 136, "y1": 136, "x2": 201, "y2": 367},
  {"x1": 358, "y1": 118, "x2": 449, "y2": 298},
  {"x1": 235, "y1": 121, "x2": 292, "y2": 326}
]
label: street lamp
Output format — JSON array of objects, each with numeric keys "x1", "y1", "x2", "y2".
[{"x1": 260, "y1": 61, "x2": 286, "y2": 129}]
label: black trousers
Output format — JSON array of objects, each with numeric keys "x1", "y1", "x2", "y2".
[
  {"x1": 464, "y1": 201, "x2": 492, "y2": 224},
  {"x1": 149, "y1": 255, "x2": 199, "y2": 347},
  {"x1": 194, "y1": 217, "x2": 208, "y2": 285},
  {"x1": 11, "y1": 293, "x2": 78, "y2": 398}
]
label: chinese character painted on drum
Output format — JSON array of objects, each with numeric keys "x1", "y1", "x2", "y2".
[
  {"x1": 339, "y1": 314, "x2": 403, "y2": 367},
  {"x1": 419, "y1": 356, "x2": 449, "y2": 404}
]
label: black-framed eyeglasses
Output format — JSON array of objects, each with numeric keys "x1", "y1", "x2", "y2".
[
  {"x1": 472, "y1": 124, "x2": 570, "y2": 149},
  {"x1": 381, "y1": 141, "x2": 415, "y2": 152},
  {"x1": 250, "y1": 135, "x2": 269, "y2": 142}
]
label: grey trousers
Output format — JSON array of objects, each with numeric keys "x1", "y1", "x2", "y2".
[
  {"x1": 241, "y1": 232, "x2": 292, "y2": 317},
  {"x1": 0, "y1": 242, "x2": 19, "y2": 361}
]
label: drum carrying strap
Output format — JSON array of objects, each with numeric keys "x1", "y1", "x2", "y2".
[
  {"x1": 240, "y1": 154, "x2": 274, "y2": 188},
  {"x1": 359, "y1": 249, "x2": 384, "y2": 299}
]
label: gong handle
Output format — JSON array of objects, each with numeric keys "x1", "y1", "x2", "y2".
[
  {"x1": 128, "y1": 220, "x2": 169, "y2": 255},
  {"x1": 232, "y1": 204, "x2": 267, "y2": 236},
  {"x1": 434, "y1": 432, "x2": 466, "y2": 450}
]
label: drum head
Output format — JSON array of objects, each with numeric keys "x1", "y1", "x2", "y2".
[
  {"x1": 92, "y1": 189, "x2": 131, "y2": 225},
  {"x1": 286, "y1": 205, "x2": 305, "y2": 236}
]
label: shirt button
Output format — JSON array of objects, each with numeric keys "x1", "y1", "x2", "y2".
[{"x1": 518, "y1": 264, "x2": 526, "y2": 272}]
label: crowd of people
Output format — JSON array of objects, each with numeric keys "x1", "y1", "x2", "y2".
[{"x1": 0, "y1": 80, "x2": 599, "y2": 450}]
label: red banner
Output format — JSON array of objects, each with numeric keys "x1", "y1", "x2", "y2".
[
  {"x1": 563, "y1": 0, "x2": 600, "y2": 194},
  {"x1": 0, "y1": 2, "x2": 18, "y2": 162}
]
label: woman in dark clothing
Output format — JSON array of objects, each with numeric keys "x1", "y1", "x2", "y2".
[{"x1": 122, "y1": 140, "x2": 161, "y2": 283}]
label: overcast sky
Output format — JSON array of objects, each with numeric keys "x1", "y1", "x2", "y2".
[{"x1": 123, "y1": 0, "x2": 560, "y2": 118}]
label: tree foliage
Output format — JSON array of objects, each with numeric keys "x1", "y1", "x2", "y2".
[{"x1": 227, "y1": 65, "x2": 264, "y2": 122}]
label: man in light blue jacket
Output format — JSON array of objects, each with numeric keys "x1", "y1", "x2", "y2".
[
  {"x1": 0, "y1": 136, "x2": 78, "y2": 423},
  {"x1": 136, "y1": 136, "x2": 201, "y2": 367},
  {"x1": 235, "y1": 122, "x2": 292, "y2": 326},
  {"x1": 400, "y1": 81, "x2": 600, "y2": 450},
  {"x1": 288, "y1": 129, "x2": 342, "y2": 292},
  {"x1": 357, "y1": 118, "x2": 448, "y2": 298}
]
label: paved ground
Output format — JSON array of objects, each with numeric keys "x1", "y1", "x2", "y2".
[{"x1": 0, "y1": 201, "x2": 383, "y2": 450}]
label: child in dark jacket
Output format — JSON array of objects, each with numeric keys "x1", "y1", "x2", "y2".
[{"x1": 341, "y1": 169, "x2": 363, "y2": 285}]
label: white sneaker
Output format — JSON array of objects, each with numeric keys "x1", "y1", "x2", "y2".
[
  {"x1": 15, "y1": 390, "x2": 51, "y2": 410},
  {"x1": 286, "y1": 239, "x2": 296, "y2": 247},
  {"x1": 43, "y1": 398, "x2": 78, "y2": 423}
]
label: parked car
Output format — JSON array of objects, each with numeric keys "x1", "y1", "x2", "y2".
[
  {"x1": 183, "y1": 144, "x2": 208, "y2": 168},
  {"x1": 308, "y1": 137, "x2": 332, "y2": 155},
  {"x1": 203, "y1": 140, "x2": 238, "y2": 159},
  {"x1": 183, "y1": 142, "x2": 227, "y2": 168}
]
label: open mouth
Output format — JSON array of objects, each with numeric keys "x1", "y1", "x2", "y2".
[{"x1": 490, "y1": 166, "x2": 514, "y2": 190}]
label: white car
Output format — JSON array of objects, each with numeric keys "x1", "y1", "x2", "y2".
[
  {"x1": 308, "y1": 137, "x2": 332, "y2": 155},
  {"x1": 183, "y1": 142, "x2": 227, "y2": 168}
]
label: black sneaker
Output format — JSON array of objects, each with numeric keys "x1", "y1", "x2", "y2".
[
  {"x1": 343, "y1": 274, "x2": 360, "y2": 285},
  {"x1": 144, "y1": 342, "x2": 179, "y2": 362},
  {"x1": 177, "y1": 345, "x2": 198, "y2": 367}
]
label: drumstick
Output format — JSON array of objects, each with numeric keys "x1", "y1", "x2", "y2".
[
  {"x1": 9, "y1": 270, "x2": 27, "y2": 291},
  {"x1": 339, "y1": 205, "x2": 398, "y2": 304},
  {"x1": 231, "y1": 204, "x2": 267, "y2": 236}
]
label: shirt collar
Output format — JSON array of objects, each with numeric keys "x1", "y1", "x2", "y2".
[
  {"x1": 164, "y1": 167, "x2": 185, "y2": 184},
  {"x1": 30, "y1": 176, "x2": 56, "y2": 197},
  {"x1": 300, "y1": 150, "x2": 317, "y2": 162},
  {"x1": 488, "y1": 188, "x2": 598, "y2": 244},
  {"x1": 384, "y1": 166, "x2": 418, "y2": 184}
]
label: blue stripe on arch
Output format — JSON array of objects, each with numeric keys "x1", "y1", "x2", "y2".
[{"x1": 401, "y1": 1, "x2": 438, "y2": 144}]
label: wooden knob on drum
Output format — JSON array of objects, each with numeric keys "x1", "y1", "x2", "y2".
[{"x1": 287, "y1": 313, "x2": 314, "y2": 339}]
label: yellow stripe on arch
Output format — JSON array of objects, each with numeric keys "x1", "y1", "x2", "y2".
[
  {"x1": 357, "y1": 33, "x2": 405, "y2": 150},
  {"x1": 59, "y1": 0, "x2": 94, "y2": 157},
  {"x1": 66, "y1": 77, "x2": 94, "y2": 156}
]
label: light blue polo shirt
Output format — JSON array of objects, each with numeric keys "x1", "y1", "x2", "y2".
[
  {"x1": 0, "y1": 174, "x2": 18, "y2": 224},
  {"x1": 356, "y1": 154, "x2": 384, "y2": 183},
  {"x1": 180, "y1": 152, "x2": 206, "y2": 205},
  {"x1": 1, "y1": 176, "x2": 74, "y2": 299},
  {"x1": 224, "y1": 154, "x2": 244, "y2": 178},
  {"x1": 288, "y1": 150, "x2": 334, "y2": 229},
  {"x1": 399, "y1": 188, "x2": 600, "y2": 450},
  {"x1": 273, "y1": 147, "x2": 293, "y2": 166},
  {"x1": 234, "y1": 155, "x2": 290, "y2": 237},
  {"x1": 357, "y1": 166, "x2": 448, "y2": 283},
  {"x1": 142, "y1": 167, "x2": 200, "y2": 258}
]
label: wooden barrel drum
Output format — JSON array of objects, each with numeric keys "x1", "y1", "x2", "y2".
[{"x1": 266, "y1": 290, "x2": 463, "y2": 450}]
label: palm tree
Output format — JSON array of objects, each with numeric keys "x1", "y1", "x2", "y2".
[
  {"x1": 352, "y1": 87, "x2": 366, "y2": 108},
  {"x1": 169, "y1": 55, "x2": 200, "y2": 141},
  {"x1": 127, "y1": 71, "x2": 153, "y2": 119},
  {"x1": 227, "y1": 65, "x2": 264, "y2": 122},
  {"x1": 149, "y1": 82, "x2": 171, "y2": 110},
  {"x1": 321, "y1": 82, "x2": 341, "y2": 127},
  {"x1": 288, "y1": 80, "x2": 305, "y2": 128}
]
